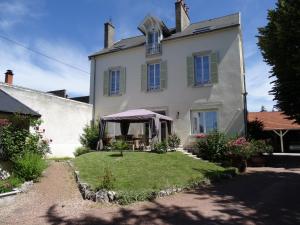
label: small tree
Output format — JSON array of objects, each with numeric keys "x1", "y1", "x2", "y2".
[
  {"x1": 80, "y1": 122, "x2": 99, "y2": 150},
  {"x1": 168, "y1": 133, "x2": 181, "y2": 151}
]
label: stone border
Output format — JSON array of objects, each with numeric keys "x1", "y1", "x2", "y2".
[
  {"x1": 0, "y1": 180, "x2": 33, "y2": 200},
  {"x1": 67, "y1": 160, "x2": 236, "y2": 204}
]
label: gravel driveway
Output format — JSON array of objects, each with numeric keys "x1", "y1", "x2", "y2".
[{"x1": 1, "y1": 161, "x2": 300, "y2": 225}]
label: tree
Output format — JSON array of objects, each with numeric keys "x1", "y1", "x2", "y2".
[
  {"x1": 260, "y1": 106, "x2": 267, "y2": 112},
  {"x1": 257, "y1": 0, "x2": 300, "y2": 123}
]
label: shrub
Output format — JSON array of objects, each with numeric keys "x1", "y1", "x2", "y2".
[
  {"x1": 227, "y1": 137, "x2": 253, "y2": 159},
  {"x1": 111, "y1": 140, "x2": 129, "y2": 156},
  {"x1": 0, "y1": 116, "x2": 50, "y2": 161},
  {"x1": 0, "y1": 176, "x2": 23, "y2": 193},
  {"x1": 247, "y1": 119, "x2": 266, "y2": 140},
  {"x1": 168, "y1": 133, "x2": 181, "y2": 151},
  {"x1": 197, "y1": 131, "x2": 228, "y2": 162},
  {"x1": 74, "y1": 146, "x2": 91, "y2": 157},
  {"x1": 96, "y1": 167, "x2": 115, "y2": 190},
  {"x1": 116, "y1": 190, "x2": 156, "y2": 205},
  {"x1": 249, "y1": 139, "x2": 273, "y2": 155},
  {"x1": 80, "y1": 122, "x2": 99, "y2": 150},
  {"x1": 153, "y1": 141, "x2": 168, "y2": 154},
  {"x1": 13, "y1": 152, "x2": 47, "y2": 181}
]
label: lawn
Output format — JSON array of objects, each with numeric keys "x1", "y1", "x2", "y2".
[{"x1": 73, "y1": 151, "x2": 231, "y2": 192}]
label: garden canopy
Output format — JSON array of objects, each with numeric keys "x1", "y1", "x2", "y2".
[{"x1": 99, "y1": 109, "x2": 173, "y2": 147}]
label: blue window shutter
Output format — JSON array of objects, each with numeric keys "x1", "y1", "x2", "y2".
[{"x1": 103, "y1": 70, "x2": 109, "y2": 96}]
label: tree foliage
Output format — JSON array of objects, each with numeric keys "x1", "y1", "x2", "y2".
[
  {"x1": 257, "y1": 0, "x2": 300, "y2": 123},
  {"x1": 79, "y1": 122, "x2": 99, "y2": 150}
]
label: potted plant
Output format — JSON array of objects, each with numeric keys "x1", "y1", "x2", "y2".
[{"x1": 227, "y1": 137, "x2": 252, "y2": 173}]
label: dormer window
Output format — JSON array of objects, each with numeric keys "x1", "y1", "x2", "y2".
[
  {"x1": 146, "y1": 30, "x2": 161, "y2": 55},
  {"x1": 138, "y1": 16, "x2": 170, "y2": 56}
]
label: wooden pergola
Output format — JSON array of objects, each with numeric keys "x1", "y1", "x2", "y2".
[{"x1": 248, "y1": 112, "x2": 300, "y2": 153}]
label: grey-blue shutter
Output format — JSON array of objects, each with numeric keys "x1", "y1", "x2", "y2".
[
  {"x1": 210, "y1": 52, "x2": 218, "y2": 84},
  {"x1": 141, "y1": 64, "x2": 147, "y2": 92},
  {"x1": 160, "y1": 61, "x2": 167, "y2": 90},
  {"x1": 120, "y1": 67, "x2": 126, "y2": 95},
  {"x1": 103, "y1": 70, "x2": 109, "y2": 96},
  {"x1": 187, "y1": 56, "x2": 194, "y2": 87}
]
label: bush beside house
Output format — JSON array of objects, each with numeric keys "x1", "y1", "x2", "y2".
[{"x1": 0, "y1": 115, "x2": 49, "y2": 193}]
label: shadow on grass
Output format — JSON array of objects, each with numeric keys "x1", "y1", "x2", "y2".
[{"x1": 44, "y1": 169, "x2": 300, "y2": 225}]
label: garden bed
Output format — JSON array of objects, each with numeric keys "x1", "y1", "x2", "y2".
[{"x1": 73, "y1": 151, "x2": 236, "y2": 204}]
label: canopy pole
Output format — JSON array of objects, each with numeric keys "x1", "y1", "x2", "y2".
[{"x1": 273, "y1": 130, "x2": 289, "y2": 153}]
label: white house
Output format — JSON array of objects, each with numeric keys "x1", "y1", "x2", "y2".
[
  {"x1": 89, "y1": 0, "x2": 246, "y2": 146},
  {"x1": 0, "y1": 71, "x2": 92, "y2": 157}
]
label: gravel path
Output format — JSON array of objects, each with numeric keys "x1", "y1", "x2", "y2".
[{"x1": 1, "y1": 161, "x2": 300, "y2": 225}]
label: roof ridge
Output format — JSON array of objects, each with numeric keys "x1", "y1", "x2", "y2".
[{"x1": 189, "y1": 12, "x2": 240, "y2": 26}]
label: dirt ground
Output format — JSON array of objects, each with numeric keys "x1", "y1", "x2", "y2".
[{"x1": 1, "y1": 161, "x2": 300, "y2": 225}]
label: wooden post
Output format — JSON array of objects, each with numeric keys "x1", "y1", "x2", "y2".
[{"x1": 273, "y1": 130, "x2": 289, "y2": 153}]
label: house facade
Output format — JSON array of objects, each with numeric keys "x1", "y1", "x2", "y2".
[{"x1": 89, "y1": 0, "x2": 246, "y2": 145}]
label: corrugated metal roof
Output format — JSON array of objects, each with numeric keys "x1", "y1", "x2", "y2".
[
  {"x1": 0, "y1": 89, "x2": 40, "y2": 117},
  {"x1": 89, "y1": 13, "x2": 240, "y2": 58},
  {"x1": 248, "y1": 112, "x2": 300, "y2": 131}
]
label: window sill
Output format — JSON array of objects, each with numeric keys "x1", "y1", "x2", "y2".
[
  {"x1": 107, "y1": 93, "x2": 123, "y2": 97},
  {"x1": 146, "y1": 88, "x2": 164, "y2": 93},
  {"x1": 192, "y1": 83, "x2": 213, "y2": 88}
]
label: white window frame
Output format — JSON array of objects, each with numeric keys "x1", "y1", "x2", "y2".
[
  {"x1": 191, "y1": 110, "x2": 218, "y2": 134},
  {"x1": 194, "y1": 54, "x2": 211, "y2": 85},
  {"x1": 109, "y1": 69, "x2": 120, "y2": 96},
  {"x1": 147, "y1": 63, "x2": 160, "y2": 91}
]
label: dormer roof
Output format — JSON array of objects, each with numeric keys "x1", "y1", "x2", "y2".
[{"x1": 137, "y1": 15, "x2": 171, "y2": 36}]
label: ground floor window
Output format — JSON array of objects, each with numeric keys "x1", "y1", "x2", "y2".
[{"x1": 191, "y1": 111, "x2": 218, "y2": 134}]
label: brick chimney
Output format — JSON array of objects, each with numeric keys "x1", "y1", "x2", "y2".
[
  {"x1": 4, "y1": 70, "x2": 13, "y2": 85},
  {"x1": 175, "y1": 0, "x2": 190, "y2": 32},
  {"x1": 104, "y1": 21, "x2": 115, "y2": 48}
]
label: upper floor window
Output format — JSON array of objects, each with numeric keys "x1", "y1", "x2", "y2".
[
  {"x1": 146, "y1": 31, "x2": 161, "y2": 55},
  {"x1": 147, "y1": 63, "x2": 160, "y2": 91},
  {"x1": 110, "y1": 69, "x2": 120, "y2": 95},
  {"x1": 194, "y1": 55, "x2": 210, "y2": 85},
  {"x1": 191, "y1": 111, "x2": 217, "y2": 134}
]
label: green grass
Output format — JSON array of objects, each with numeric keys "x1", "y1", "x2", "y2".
[{"x1": 73, "y1": 151, "x2": 232, "y2": 192}]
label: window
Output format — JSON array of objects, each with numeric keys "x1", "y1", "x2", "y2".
[
  {"x1": 146, "y1": 31, "x2": 161, "y2": 55},
  {"x1": 147, "y1": 63, "x2": 160, "y2": 90},
  {"x1": 194, "y1": 55, "x2": 210, "y2": 85},
  {"x1": 109, "y1": 69, "x2": 120, "y2": 95},
  {"x1": 191, "y1": 111, "x2": 217, "y2": 134}
]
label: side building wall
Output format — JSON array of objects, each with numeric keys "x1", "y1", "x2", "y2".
[{"x1": 0, "y1": 83, "x2": 92, "y2": 157}]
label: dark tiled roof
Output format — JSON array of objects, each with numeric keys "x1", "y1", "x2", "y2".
[
  {"x1": 248, "y1": 112, "x2": 300, "y2": 131},
  {"x1": 89, "y1": 13, "x2": 240, "y2": 58},
  {"x1": 0, "y1": 89, "x2": 40, "y2": 117}
]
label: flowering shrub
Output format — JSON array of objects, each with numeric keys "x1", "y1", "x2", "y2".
[
  {"x1": 227, "y1": 137, "x2": 252, "y2": 159},
  {"x1": 196, "y1": 131, "x2": 228, "y2": 162}
]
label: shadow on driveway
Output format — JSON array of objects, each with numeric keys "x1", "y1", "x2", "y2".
[{"x1": 44, "y1": 168, "x2": 300, "y2": 225}]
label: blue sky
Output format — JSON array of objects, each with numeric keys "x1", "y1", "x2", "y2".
[{"x1": 0, "y1": 0, "x2": 276, "y2": 111}]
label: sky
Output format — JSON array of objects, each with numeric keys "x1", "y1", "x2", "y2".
[{"x1": 0, "y1": 0, "x2": 277, "y2": 111}]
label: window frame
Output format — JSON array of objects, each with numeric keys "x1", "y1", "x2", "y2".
[
  {"x1": 147, "y1": 62, "x2": 161, "y2": 91},
  {"x1": 193, "y1": 54, "x2": 211, "y2": 86},
  {"x1": 191, "y1": 110, "x2": 218, "y2": 134},
  {"x1": 109, "y1": 68, "x2": 121, "y2": 96}
]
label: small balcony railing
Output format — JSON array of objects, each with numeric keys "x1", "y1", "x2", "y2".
[{"x1": 146, "y1": 43, "x2": 161, "y2": 55}]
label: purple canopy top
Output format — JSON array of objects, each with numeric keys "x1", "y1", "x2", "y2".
[{"x1": 102, "y1": 109, "x2": 173, "y2": 122}]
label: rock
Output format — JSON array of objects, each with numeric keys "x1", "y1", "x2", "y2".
[
  {"x1": 0, "y1": 168, "x2": 10, "y2": 180},
  {"x1": 85, "y1": 190, "x2": 96, "y2": 201},
  {"x1": 96, "y1": 190, "x2": 109, "y2": 203},
  {"x1": 158, "y1": 190, "x2": 167, "y2": 197},
  {"x1": 107, "y1": 191, "x2": 116, "y2": 201},
  {"x1": 19, "y1": 181, "x2": 33, "y2": 193}
]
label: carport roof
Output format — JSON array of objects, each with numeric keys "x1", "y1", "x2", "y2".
[
  {"x1": 0, "y1": 89, "x2": 40, "y2": 117},
  {"x1": 248, "y1": 112, "x2": 300, "y2": 131}
]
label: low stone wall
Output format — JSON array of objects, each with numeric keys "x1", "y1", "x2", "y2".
[{"x1": 68, "y1": 160, "x2": 237, "y2": 204}]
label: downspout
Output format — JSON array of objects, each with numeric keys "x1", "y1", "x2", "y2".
[
  {"x1": 238, "y1": 13, "x2": 248, "y2": 137},
  {"x1": 91, "y1": 56, "x2": 97, "y2": 123}
]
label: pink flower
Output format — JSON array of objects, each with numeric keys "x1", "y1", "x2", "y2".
[{"x1": 195, "y1": 133, "x2": 207, "y2": 139}]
